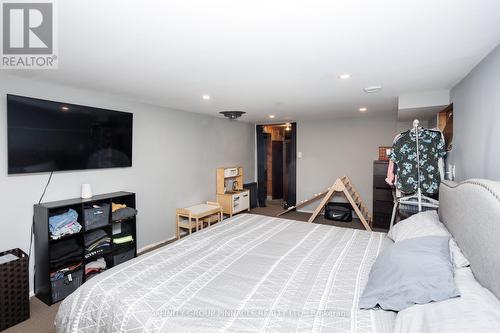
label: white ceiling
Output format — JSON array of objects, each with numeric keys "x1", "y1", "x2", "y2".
[{"x1": 7, "y1": 0, "x2": 500, "y2": 123}]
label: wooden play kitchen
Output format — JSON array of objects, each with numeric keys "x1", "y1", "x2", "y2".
[{"x1": 216, "y1": 167, "x2": 250, "y2": 217}]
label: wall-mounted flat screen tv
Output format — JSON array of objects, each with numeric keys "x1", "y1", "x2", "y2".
[{"x1": 7, "y1": 94, "x2": 133, "y2": 174}]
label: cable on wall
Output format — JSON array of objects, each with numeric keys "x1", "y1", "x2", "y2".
[
  {"x1": 29, "y1": 171, "x2": 54, "y2": 260},
  {"x1": 30, "y1": 171, "x2": 54, "y2": 295}
]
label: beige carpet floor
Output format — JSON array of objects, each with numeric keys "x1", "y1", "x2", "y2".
[
  {"x1": 5, "y1": 200, "x2": 384, "y2": 333},
  {"x1": 4, "y1": 297, "x2": 59, "y2": 333}
]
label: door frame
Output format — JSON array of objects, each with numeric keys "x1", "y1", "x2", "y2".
[
  {"x1": 256, "y1": 125, "x2": 268, "y2": 207},
  {"x1": 256, "y1": 122, "x2": 297, "y2": 208}
]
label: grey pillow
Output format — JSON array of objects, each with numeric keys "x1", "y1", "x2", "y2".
[{"x1": 359, "y1": 236, "x2": 460, "y2": 311}]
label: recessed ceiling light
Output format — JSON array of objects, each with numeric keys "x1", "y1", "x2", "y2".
[
  {"x1": 202, "y1": 95, "x2": 210, "y2": 100},
  {"x1": 359, "y1": 107, "x2": 368, "y2": 112},
  {"x1": 61, "y1": 106, "x2": 69, "y2": 111},
  {"x1": 363, "y1": 86, "x2": 383, "y2": 93},
  {"x1": 339, "y1": 74, "x2": 351, "y2": 79},
  {"x1": 269, "y1": 115, "x2": 275, "y2": 119}
]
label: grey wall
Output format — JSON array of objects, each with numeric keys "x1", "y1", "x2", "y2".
[
  {"x1": 451, "y1": 44, "x2": 500, "y2": 181},
  {"x1": 0, "y1": 74, "x2": 255, "y2": 292},
  {"x1": 296, "y1": 114, "x2": 397, "y2": 212},
  {"x1": 397, "y1": 119, "x2": 429, "y2": 133}
]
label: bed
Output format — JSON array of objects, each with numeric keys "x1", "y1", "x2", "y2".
[
  {"x1": 56, "y1": 214, "x2": 394, "y2": 332},
  {"x1": 56, "y1": 179, "x2": 500, "y2": 333}
]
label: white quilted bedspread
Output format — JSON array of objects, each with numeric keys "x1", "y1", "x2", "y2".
[{"x1": 56, "y1": 214, "x2": 395, "y2": 333}]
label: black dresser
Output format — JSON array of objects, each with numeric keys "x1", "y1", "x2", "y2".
[{"x1": 373, "y1": 161, "x2": 394, "y2": 229}]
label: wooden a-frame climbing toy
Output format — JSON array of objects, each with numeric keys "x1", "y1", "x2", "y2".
[{"x1": 277, "y1": 176, "x2": 372, "y2": 231}]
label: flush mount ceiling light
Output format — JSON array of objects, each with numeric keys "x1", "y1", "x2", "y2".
[
  {"x1": 220, "y1": 111, "x2": 246, "y2": 120},
  {"x1": 338, "y1": 74, "x2": 351, "y2": 79},
  {"x1": 61, "y1": 106, "x2": 69, "y2": 111},
  {"x1": 363, "y1": 86, "x2": 383, "y2": 93},
  {"x1": 202, "y1": 95, "x2": 210, "y2": 100},
  {"x1": 359, "y1": 107, "x2": 368, "y2": 112},
  {"x1": 269, "y1": 115, "x2": 275, "y2": 119}
]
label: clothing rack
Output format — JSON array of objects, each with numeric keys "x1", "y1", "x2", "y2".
[
  {"x1": 414, "y1": 119, "x2": 423, "y2": 211},
  {"x1": 389, "y1": 119, "x2": 439, "y2": 228}
]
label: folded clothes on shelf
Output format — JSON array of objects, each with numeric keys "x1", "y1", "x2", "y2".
[
  {"x1": 51, "y1": 221, "x2": 82, "y2": 240},
  {"x1": 113, "y1": 235, "x2": 134, "y2": 245},
  {"x1": 112, "y1": 203, "x2": 127, "y2": 213},
  {"x1": 112, "y1": 205, "x2": 137, "y2": 222},
  {"x1": 85, "y1": 257, "x2": 106, "y2": 271},
  {"x1": 49, "y1": 209, "x2": 82, "y2": 240},
  {"x1": 84, "y1": 230, "x2": 111, "y2": 259},
  {"x1": 85, "y1": 257, "x2": 107, "y2": 280},
  {"x1": 86, "y1": 239, "x2": 111, "y2": 252},
  {"x1": 50, "y1": 262, "x2": 83, "y2": 281},
  {"x1": 50, "y1": 238, "x2": 82, "y2": 269},
  {"x1": 84, "y1": 229, "x2": 108, "y2": 248}
]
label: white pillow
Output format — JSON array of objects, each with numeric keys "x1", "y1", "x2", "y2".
[
  {"x1": 394, "y1": 267, "x2": 500, "y2": 333},
  {"x1": 388, "y1": 210, "x2": 470, "y2": 268},
  {"x1": 449, "y1": 239, "x2": 470, "y2": 269},
  {"x1": 388, "y1": 210, "x2": 448, "y2": 241}
]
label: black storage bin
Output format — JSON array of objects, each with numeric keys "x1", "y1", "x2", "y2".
[
  {"x1": 83, "y1": 203, "x2": 110, "y2": 230},
  {"x1": 0, "y1": 248, "x2": 29, "y2": 331},
  {"x1": 51, "y1": 269, "x2": 83, "y2": 303},
  {"x1": 113, "y1": 247, "x2": 135, "y2": 266}
]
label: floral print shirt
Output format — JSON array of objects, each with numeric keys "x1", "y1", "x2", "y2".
[{"x1": 391, "y1": 129, "x2": 446, "y2": 194}]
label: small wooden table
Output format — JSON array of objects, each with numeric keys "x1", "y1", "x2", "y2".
[{"x1": 176, "y1": 201, "x2": 223, "y2": 239}]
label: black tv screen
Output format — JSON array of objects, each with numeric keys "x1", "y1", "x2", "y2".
[{"x1": 7, "y1": 94, "x2": 133, "y2": 174}]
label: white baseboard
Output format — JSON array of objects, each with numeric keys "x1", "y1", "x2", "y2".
[{"x1": 137, "y1": 236, "x2": 176, "y2": 254}]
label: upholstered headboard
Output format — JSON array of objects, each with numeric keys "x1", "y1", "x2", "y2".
[{"x1": 439, "y1": 179, "x2": 500, "y2": 299}]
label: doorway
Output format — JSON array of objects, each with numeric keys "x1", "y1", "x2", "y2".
[{"x1": 256, "y1": 123, "x2": 296, "y2": 209}]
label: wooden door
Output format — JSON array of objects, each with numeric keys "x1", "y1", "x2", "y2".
[
  {"x1": 256, "y1": 125, "x2": 269, "y2": 207},
  {"x1": 272, "y1": 141, "x2": 284, "y2": 199},
  {"x1": 285, "y1": 123, "x2": 297, "y2": 208},
  {"x1": 283, "y1": 140, "x2": 291, "y2": 203},
  {"x1": 438, "y1": 104, "x2": 453, "y2": 150}
]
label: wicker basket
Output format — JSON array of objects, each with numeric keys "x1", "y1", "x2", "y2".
[
  {"x1": 0, "y1": 248, "x2": 29, "y2": 331},
  {"x1": 378, "y1": 146, "x2": 392, "y2": 161}
]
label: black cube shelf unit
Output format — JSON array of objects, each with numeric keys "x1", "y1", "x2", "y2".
[{"x1": 34, "y1": 191, "x2": 137, "y2": 306}]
